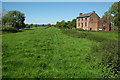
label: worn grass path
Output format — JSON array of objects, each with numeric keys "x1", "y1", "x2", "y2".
[{"x1": 2, "y1": 27, "x2": 109, "y2": 78}]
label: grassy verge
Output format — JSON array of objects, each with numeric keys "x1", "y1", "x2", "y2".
[
  {"x1": 2, "y1": 27, "x2": 119, "y2": 78},
  {"x1": 62, "y1": 28, "x2": 119, "y2": 78}
]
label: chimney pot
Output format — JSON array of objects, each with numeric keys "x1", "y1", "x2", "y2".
[
  {"x1": 92, "y1": 11, "x2": 95, "y2": 13},
  {"x1": 80, "y1": 13, "x2": 83, "y2": 15}
]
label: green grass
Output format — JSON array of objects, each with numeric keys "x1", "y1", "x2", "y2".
[{"x1": 2, "y1": 27, "x2": 119, "y2": 78}]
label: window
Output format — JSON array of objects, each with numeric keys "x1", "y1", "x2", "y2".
[
  {"x1": 81, "y1": 18, "x2": 83, "y2": 21},
  {"x1": 85, "y1": 18, "x2": 87, "y2": 20},
  {"x1": 78, "y1": 19, "x2": 80, "y2": 21},
  {"x1": 85, "y1": 22, "x2": 87, "y2": 26},
  {"x1": 81, "y1": 23, "x2": 83, "y2": 28},
  {"x1": 78, "y1": 23, "x2": 80, "y2": 26}
]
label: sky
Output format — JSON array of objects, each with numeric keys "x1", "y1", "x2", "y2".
[
  {"x1": 2, "y1": 2, "x2": 114, "y2": 24},
  {"x1": 2, "y1": 0, "x2": 119, "y2": 2}
]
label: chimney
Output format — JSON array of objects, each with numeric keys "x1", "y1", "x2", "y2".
[
  {"x1": 92, "y1": 11, "x2": 95, "y2": 13},
  {"x1": 80, "y1": 13, "x2": 83, "y2": 15}
]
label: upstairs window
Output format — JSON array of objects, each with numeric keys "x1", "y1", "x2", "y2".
[
  {"x1": 81, "y1": 18, "x2": 83, "y2": 21},
  {"x1": 85, "y1": 18, "x2": 87, "y2": 20},
  {"x1": 81, "y1": 23, "x2": 83, "y2": 28},
  {"x1": 85, "y1": 22, "x2": 87, "y2": 26}
]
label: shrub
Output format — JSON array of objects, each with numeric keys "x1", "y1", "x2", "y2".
[
  {"x1": 92, "y1": 40, "x2": 120, "y2": 78},
  {"x1": 62, "y1": 29, "x2": 119, "y2": 77},
  {"x1": 2, "y1": 23, "x2": 19, "y2": 32},
  {"x1": 62, "y1": 29, "x2": 107, "y2": 42},
  {"x1": 101, "y1": 40, "x2": 119, "y2": 76},
  {"x1": 76, "y1": 28, "x2": 85, "y2": 31}
]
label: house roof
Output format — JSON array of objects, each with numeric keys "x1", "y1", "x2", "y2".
[
  {"x1": 98, "y1": 18, "x2": 110, "y2": 26},
  {"x1": 77, "y1": 12, "x2": 92, "y2": 18}
]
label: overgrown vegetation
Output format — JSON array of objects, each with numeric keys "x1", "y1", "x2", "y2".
[
  {"x1": 2, "y1": 27, "x2": 119, "y2": 78},
  {"x1": 2, "y1": 10, "x2": 25, "y2": 32},
  {"x1": 62, "y1": 29, "x2": 107, "y2": 42},
  {"x1": 102, "y1": 2, "x2": 120, "y2": 27},
  {"x1": 2, "y1": 2, "x2": 119, "y2": 78},
  {"x1": 25, "y1": 23, "x2": 54, "y2": 28},
  {"x1": 97, "y1": 40, "x2": 119, "y2": 78},
  {"x1": 62, "y1": 28, "x2": 119, "y2": 78},
  {"x1": 55, "y1": 19, "x2": 76, "y2": 29}
]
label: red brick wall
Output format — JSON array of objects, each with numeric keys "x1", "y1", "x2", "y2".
[
  {"x1": 89, "y1": 13, "x2": 99, "y2": 31},
  {"x1": 76, "y1": 11, "x2": 111, "y2": 31}
]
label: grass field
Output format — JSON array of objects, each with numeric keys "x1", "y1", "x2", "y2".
[{"x1": 2, "y1": 27, "x2": 119, "y2": 78}]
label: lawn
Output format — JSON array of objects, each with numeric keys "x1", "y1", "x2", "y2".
[{"x1": 2, "y1": 27, "x2": 119, "y2": 78}]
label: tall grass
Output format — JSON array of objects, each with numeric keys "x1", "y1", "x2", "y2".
[
  {"x1": 92, "y1": 40, "x2": 120, "y2": 78},
  {"x1": 62, "y1": 29, "x2": 107, "y2": 42},
  {"x1": 2, "y1": 27, "x2": 119, "y2": 78},
  {"x1": 62, "y1": 28, "x2": 119, "y2": 78}
]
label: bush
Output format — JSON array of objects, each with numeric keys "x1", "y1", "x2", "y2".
[
  {"x1": 2, "y1": 23, "x2": 19, "y2": 32},
  {"x1": 76, "y1": 28, "x2": 85, "y2": 31},
  {"x1": 101, "y1": 40, "x2": 119, "y2": 76},
  {"x1": 62, "y1": 29, "x2": 119, "y2": 77},
  {"x1": 62, "y1": 29, "x2": 107, "y2": 42},
  {"x1": 92, "y1": 40, "x2": 120, "y2": 78}
]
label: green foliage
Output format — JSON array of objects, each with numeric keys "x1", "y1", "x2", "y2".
[
  {"x1": 55, "y1": 19, "x2": 76, "y2": 29},
  {"x1": 29, "y1": 24, "x2": 33, "y2": 27},
  {"x1": 55, "y1": 20, "x2": 67, "y2": 28},
  {"x1": 47, "y1": 23, "x2": 51, "y2": 27},
  {"x1": 25, "y1": 24, "x2": 30, "y2": 28},
  {"x1": 76, "y1": 28, "x2": 85, "y2": 31},
  {"x1": 103, "y1": 2, "x2": 120, "y2": 27},
  {"x1": 61, "y1": 20, "x2": 67, "y2": 28},
  {"x1": 2, "y1": 23, "x2": 19, "y2": 32},
  {"x1": 71, "y1": 19, "x2": 76, "y2": 28},
  {"x1": 62, "y1": 29, "x2": 119, "y2": 78},
  {"x1": 2, "y1": 27, "x2": 102, "y2": 78},
  {"x1": 55, "y1": 21, "x2": 61, "y2": 28},
  {"x1": 25, "y1": 24, "x2": 52, "y2": 28},
  {"x1": 2, "y1": 27, "x2": 119, "y2": 78},
  {"x1": 2, "y1": 10, "x2": 25, "y2": 31},
  {"x1": 92, "y1": 40, "x2": 119, "y2": 78},
  {"x1": 62, "y1": 29, "x2": 107, "y2": 42}
]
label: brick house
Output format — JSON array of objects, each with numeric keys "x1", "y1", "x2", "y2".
[{"x1": 76, "y1": 11, "x2": 111, "y2": 31}]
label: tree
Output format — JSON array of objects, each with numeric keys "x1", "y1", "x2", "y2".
[
  {"x1": 42, "y1": 24, "x2": 45, "y2": 27},
  {"x1": 102, "y1": 2, "x2": 120, "y2": 27},
  {"x1": 67, "y1": 21, "x2": 72, "y2": 29},
  {"x1": 2, "y1": 10, "x2": 25, "y2": 30},
  {"x1": 71, "y1": 19, "x2": 76, "y2": 28},
  {"x1": 56, "y1": 21, "x2": 61, "y2": 28},
  {"x1": 25, "y1": 24, "x2": 30, "y2": 28},
  {"x1": 35, "y1": 24, "x2": 38, "y2": 27},
  {"x1": 29, "y1": 24, "x2": 33, "y2": 27},
  {"x1": 47, "y1": 23, "x2": 51, "y2": 27},
  {"x1": 60, "y1": 20, "x2": 67, "y2": 28},
  {"x1": 55, "y1": 19, "x2": 76, "y2": 29}
]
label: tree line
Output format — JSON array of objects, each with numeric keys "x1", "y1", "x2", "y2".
[
  {"x1": 55, "y1": 19, "x2": 76, "y2": 29},
  {"x1": 1, "y1": 2, "x2": 119, "y2": 32},
  {"x1": 25, "y1": 24, "x2": 54, "y2": 28}
]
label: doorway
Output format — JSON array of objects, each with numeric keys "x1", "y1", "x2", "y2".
[{"x1": 90, "y1": 28, "x2": 92, "y2": 30}]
